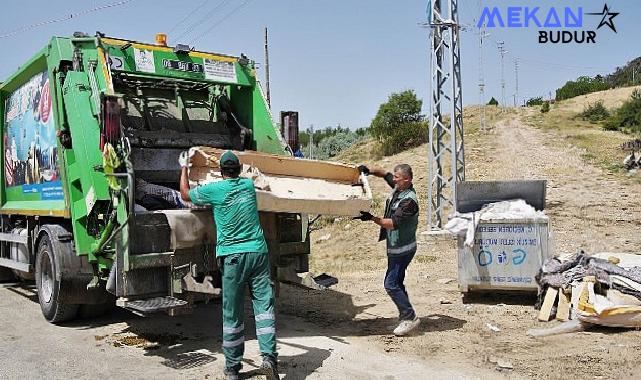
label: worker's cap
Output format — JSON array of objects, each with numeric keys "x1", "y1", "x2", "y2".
[{"x1": 220, "y1": 150, "x2": 241, "y2": 168}]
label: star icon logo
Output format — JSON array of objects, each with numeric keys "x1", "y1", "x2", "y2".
[{"x1": 587, "y1": 4, "x2": 620, "y2": 33}]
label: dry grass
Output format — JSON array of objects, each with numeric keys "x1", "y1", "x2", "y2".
[
  {"x1": 522, "y1": 91, "x2": 637, "y2": 180},
  {"x1": 555, "y1": 85, "x2": 641, "y2": 112}
]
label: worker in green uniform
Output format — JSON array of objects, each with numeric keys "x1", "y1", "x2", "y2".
[{"x1": 179, "y1": 150, "x2": 278, "y2": 380}]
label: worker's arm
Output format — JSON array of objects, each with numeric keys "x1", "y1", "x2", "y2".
[
  {"x1": 372, "y1": 215, "x2": 395, "y2": 230},
  {"x1": 355, "y1": 198, "x2": 418, "y2": 230},
  {"x1": 179, "y1": 151, "x2": 192, "y2": 202},
  {"x1": 358, "y1": 165, "x2": 394, "y2": 188},
  {"x1": 354, "y1": 211, "x2": 394, "y2": 229},
  {"x1": 180, "y1": 166, "x2": 191, "y2": 202}
]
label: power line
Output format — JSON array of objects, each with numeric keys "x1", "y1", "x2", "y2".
[
  {"x1": 189, "y1": 0, "x2": 255, "y2": 45},
  {"x1": 0, "y1": 0, "x2": 137, "y2": 39},
  {"x1": 167, "y1": 0, "x2": 209, "y2": 36},
  {"x1": 174, "y1": 0, "x2": 234, "y2": 43}
]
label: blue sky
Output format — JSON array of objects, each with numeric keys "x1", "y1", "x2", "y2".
[{"x1": 0, "y1": 0, "x2": 639, "y2": 130}]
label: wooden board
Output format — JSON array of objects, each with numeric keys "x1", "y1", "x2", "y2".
[
  {"x1": 192, "y1": 147, "x2": 360, "y2": 183},
  {"x1": 188, "y1": 147, "x2": 372, "y2": 216},
  {"x1": 538, "y1": 287, "x2": 558, "y2": 322},
  {"x1": 556, "y1": 289, "x2": 571, "y2": 321}
]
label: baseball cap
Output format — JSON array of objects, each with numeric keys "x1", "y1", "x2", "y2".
[{"x1": 220, "y1": 150, "x2": 241, "y2": 168}]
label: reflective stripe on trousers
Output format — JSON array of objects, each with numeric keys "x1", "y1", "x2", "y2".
[
  {"x1": 223, "y1": 323, "x2": 245, "y2": 334},
  {"x1": 222, "y1": 336, "x2": 245, "y2": 348}
]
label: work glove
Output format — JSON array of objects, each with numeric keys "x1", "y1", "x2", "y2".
[
  {"x1": 358, "y1": 165, "x2": 370, "y2": 175},
  {"x1": 353, "y1": 211, "x2": 374, "y2": 221},
  {"x1": 178, "y1": 151, "x2": 191, "y2": 168}
]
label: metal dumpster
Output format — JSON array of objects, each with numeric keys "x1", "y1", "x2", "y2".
[{"x1": 455, "y1": 181, "x2": 550, "y2": 293}]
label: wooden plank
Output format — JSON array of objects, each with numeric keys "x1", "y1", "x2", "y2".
[
  {"x1": 571, "y1": 283, "x2": 584, "y2": 310},
  {"x1": 192, "y1": 147, "x2": 360, "y2": 183},
  {"x1": 556, "y1": 289, "x2": 571, "y2": 321},
  {"x1": 538, "y1": 287, "x2": 558, "y2": 322}
]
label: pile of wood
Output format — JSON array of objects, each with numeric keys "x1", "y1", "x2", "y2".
[{"x1": 535, "y1": 252, "x2": 641, "y2": 328}]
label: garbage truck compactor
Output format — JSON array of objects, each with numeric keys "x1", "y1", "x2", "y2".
[{"x1": 0, "y1": 34, "x2": 369, "y2": 322}]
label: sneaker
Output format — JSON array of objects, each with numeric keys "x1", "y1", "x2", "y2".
[
  {"x1": 259, "y1": 358, "x2": 279, "y2": 380},
  {"x1": 393, "y1": 317, "x2": 421, "y2": 336},
  {"x1": 224, "y1": 365, "x2": 241, "y2": 380}
]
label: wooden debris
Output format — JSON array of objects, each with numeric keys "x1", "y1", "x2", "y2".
[
  {"x1": 538, "y1": 287, "x2": 558, "y2": 322},
  {"x1": 556, "y1": 289, "x2": 571, "y2": 321}
]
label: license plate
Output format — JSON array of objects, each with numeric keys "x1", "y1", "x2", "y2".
[{"x1": 162, "y1": 59, "x2": 203, "y2": 73}]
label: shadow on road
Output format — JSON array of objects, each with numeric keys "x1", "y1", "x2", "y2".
[{"x1": 3, "y1": 281, "x2": 466, "y2": 377}]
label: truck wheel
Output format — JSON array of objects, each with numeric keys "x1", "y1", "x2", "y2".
[{"x1": 35, "y1": 233, "x2": 78, "y2": 323}]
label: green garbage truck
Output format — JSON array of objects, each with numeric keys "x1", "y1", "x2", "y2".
[{"x1": 0, "y1": 33, "x2": 325, "y2": 322}]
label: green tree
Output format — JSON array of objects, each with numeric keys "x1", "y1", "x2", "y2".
[
  {"x1": 526, "y1": 97, "x2": 544, "y2": 107},
  {"x1": 488, "y1": 97, "x2": 499, "y2": 106},
  {"x1": 370, "y1": 90, "x2": 423, "y2": 139}
]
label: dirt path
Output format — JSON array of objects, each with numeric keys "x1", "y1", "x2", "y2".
[
  {"x1": 478, "y1": 110, "x2": 641, "y2": 254},
  {"x1": 308, "y1": 109, "x2": 641, "y2": 379}
]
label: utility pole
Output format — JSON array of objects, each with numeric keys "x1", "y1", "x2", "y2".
[
  {"x1": 425, "y1": 0, "x2": 465, "y2": 229},
  {"x1": 478, "y1": 0, "x2": 488, "y2": 130},
  {"x1": 497, "y1": 41, "x2": 507, "y2": 108},
  {"x1": 514, "y1": 58, "x2": 519, "y2": 107},
  {"x1": 264, "y1": 27, "x2": 271, "y2": 109},
  {"x1": 309, "y1": 124, "x2": 314, "y2": 159}
]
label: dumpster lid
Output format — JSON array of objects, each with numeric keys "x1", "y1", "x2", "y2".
[{"x1": 456, "y1": 180, "x2": 546, "y2": 213}]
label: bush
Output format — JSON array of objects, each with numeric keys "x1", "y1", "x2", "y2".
[
  {"x1": 526, "y1": 97, "x2": 544, "y2": 106},
  {"x1": 604, "y1": 90, "x2": 641, "y2": 132},
  {"x1": 541, "y1": 101, "x2": 550, "y2": 113},
  {"x1": 381, "y1": 121, "x2": 428, "y2": 156},
  {"x1": 578, "y1": 101, "x2": 609, "y2": 123},
  {"x1": 488, "y1": 97, "x2": 499, "y2": 106}
]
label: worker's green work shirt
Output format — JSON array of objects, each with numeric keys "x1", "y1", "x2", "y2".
[{"x1": 189, "y1": 178, "x2": 268, "y2": 257}]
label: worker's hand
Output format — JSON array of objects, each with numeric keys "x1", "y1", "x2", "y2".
[
  {"x1": 178, "y1": 151, "x2": 191, "y2": 168},
  {"x1": 358, "y1": 165, "x2": 370, "y2": 175},
  {"x1": 353, "y1": 211, "x2": 374, "y2": 221}
]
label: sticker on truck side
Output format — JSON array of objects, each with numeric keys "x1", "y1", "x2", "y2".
[
  {"x1": 134, "y1": 48, "x2": 156, "y2": 73},
  {"x1": 3, "y1": 69, "x2": 63, "y2": 200},
  {"x1": 203, "y1": 59, "x2": 237, "y2": 83}
]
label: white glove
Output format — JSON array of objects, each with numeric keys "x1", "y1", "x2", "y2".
[{"x1": 178, "y1": 151, "x2": 190, "y2": 168}]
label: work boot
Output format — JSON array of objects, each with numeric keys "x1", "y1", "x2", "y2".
[
  {"x1": 393, "y1": 316, "x2": 421, "y2": 336},
  {"x1": 224, "y1": 364, "x2": 241, "y2": 380},
  {"x1": 259, "y1": 357, "x2": 279, "y2": 380}
]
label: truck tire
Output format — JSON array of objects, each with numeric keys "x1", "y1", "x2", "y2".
[{"x1": 35, "y1": 233, "x2": 79, "y2": 323}]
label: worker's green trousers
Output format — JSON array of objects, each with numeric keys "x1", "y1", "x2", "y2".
[{"x1": 221, "y1": 251, "x2": 277, "y2": 369}]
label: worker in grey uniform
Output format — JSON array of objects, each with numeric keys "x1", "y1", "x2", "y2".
[
  {"x1": 355, "y1": 163, "x2": 421, "y2": 336},
  {"x1": 179, "y1": 150, "x2": 279, "y2": 380}
]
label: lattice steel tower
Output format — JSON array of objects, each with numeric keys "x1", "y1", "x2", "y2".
[{"x1": 427, "y1": 0, "x2": 465, "y2": 229}]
